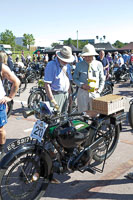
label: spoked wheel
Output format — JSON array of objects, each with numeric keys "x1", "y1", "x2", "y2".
[
  {"x1": 91, "y1": 119, "x2": 120, "y2": 162},
  {"x1": 0, "y1": 151, "x2": 49, "y2": 200},
  {"x1": 28, "y1": 90, "x2": 46, "y2": 109}
]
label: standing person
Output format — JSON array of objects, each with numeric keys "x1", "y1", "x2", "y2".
[
  {"x1": 44, "y1": 46, "x2": 74, "y2": 113},
  {"x1": 0, "y1": 52, "x2": 20, "y2": 159},
  {"x1": 116, "y1": 53, "x2": 124, "y2": 67},
  {"x1": 73, "y1": 43, "x2": 105, "y2": 113},
  {"x1": 77, "y1": 53, "x2": 83, "y2": 62},
  {"x1": 7, "y1": 52, "x2": 14, "y2": 71},
  {"x1": 21, "y1": 50, "x2": 26, "y2": 63},
  {"x1": 97, "y1": 50, "x2": 109, "y2": 79}
]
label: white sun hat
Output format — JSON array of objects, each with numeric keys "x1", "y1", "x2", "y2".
[{"x1": 81, "y1": 43, "x2": 98, "y2": 56}]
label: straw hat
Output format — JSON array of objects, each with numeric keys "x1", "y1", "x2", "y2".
[
  {"x1": 56, "y1": 46, "x2": 74, "y2": 63},
  {"x1": 81, "y1": 44, "x2": 98, "y2": 56}
]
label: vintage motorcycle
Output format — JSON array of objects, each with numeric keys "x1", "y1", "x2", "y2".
[{"x1": 0, "y1": 102, "x2": 126, "y2": 200}]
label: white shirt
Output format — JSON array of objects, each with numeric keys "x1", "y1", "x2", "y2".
[
  {"x1": 118, "y1": 57, "x2": 124, "y2": 67},
  {"x1": 0, "y1": 79, "x2": 5, "y2": 99}
]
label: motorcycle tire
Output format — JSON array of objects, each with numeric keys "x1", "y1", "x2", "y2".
[
  {"x1": 0, "y1": 148, "x2": 49, "y2": 200},
  {"x1": 6, "y1": 100, "x2": 13, "y2": 118},
  {"x1": 90, "y1": 119, "x2": 120, "y2": 162},
  {"x1": 27, "y1": 71, "x2": 36, "y2": 83},
  {"x1": 28, "y1": 90, "x2": 46, "y2": 109},
  {"x1": 128, "y1": 102, "x2": 133, "y2": 129},
  {"x1": 19, "y1": 76, "x2": 27, "y2": 93}
]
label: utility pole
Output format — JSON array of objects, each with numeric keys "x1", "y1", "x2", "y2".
[{"x1": 77, "y1": 30, "x2": 78, "y2": 49}]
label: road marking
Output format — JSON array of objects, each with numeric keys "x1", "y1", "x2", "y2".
[
  {"x1": 14, "y1": 100, "x2": 27, "y2": 105},
  {"x1": 24, "y1": 128, "x2": 33, "y2": 133}
]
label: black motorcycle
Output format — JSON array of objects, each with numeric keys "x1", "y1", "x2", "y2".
[
  {"x1": 27, "y1": 79, "x2": 47, "y2": 109},
  {"x1": 0, "y1": 102, "x2": 126, "y2": 200},
  {"x1": 101, "y1": 79, "x2": 114, "y2": 96},
  {"x1": 113, "y1": 64, "x2": 129, "y2": 83}
]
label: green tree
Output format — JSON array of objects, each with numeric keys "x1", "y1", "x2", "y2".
[
  {"x1": 64, "y1": 38, "x2": 73, "y2": 45},
  {"x1": 0, "y1": 29, "x2": 15, "y2": 47},
  {"x1": 23, "y1": 33, "x2": 35, "y2": 50},
  {"x1": 113, "y1": 40, "x2": 126, "y2": 48},
  {"x1": 51, "y1": 42, "x2": 61, "y2": 47},
  {"x1": 63, "y1": 38, "x2": 88, "y2": 49}
]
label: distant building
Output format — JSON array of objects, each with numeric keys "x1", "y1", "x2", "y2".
[{"x1": 59, "y1": 39, "x2": 95, "y2": 45}]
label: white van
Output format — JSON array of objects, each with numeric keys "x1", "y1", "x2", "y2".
[{"x1": 0, "y1": 44, "x2": 12, "y2": 54}]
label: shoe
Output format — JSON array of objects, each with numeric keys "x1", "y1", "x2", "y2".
[
  {"x1": 125, "y1": 172, "x2": 133, "y2": 180},
  {"x1": 50, "y1": 178, "x2": 61, "y2": 184}
]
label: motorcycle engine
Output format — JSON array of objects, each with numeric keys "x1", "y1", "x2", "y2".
[{"x1": 56, "y1": 121, "x2": 90, "y2": 149}]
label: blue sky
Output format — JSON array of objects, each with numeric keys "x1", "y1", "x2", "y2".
[{"x1": 1, "y1": 0, "x2": 133, "y2": 46}]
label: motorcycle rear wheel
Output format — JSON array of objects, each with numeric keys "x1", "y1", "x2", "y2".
[
  {"x1": 90, "y1": 119, "x2": 120, "y2": 162},
  {"x1": 0, "y1": 150, "x2": 49, "y2": 200}
]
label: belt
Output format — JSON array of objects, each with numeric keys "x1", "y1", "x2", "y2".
[{"x1": 52, "y1": 90, "x2": 68, "y2": 94}]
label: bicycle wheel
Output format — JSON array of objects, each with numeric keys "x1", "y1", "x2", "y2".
[
  {"x1": 90, "y1": 118, "x2": 120, "y2": 162},
  {"x1": 128, "y1": 102, "x2": 133, "y2": 129},
  {"x1": 0, "y1": 150, "x2": 49, "y2": 200},
  {"x1": 28, "y1": 90, "x2": 46, "y2": 109}
]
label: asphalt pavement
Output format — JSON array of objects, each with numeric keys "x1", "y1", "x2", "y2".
[{"x1": 4, "y1": 80, "x2": 133, "y2": 200}]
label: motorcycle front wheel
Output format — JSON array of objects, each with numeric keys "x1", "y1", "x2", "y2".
[
  {"x1": 18, "y1": 76, "x2": 27, "y2": 93},
  {"x1": 0, "y1": 150, "x2": 49, "y2": 200},
  {"x1": 28, "y1": 90, "x2": 46, "y2": 109},
  {"x1": 90, "y1": 119, "x2": 120, "y2": 162}
]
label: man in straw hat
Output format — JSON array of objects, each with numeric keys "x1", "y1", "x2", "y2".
[
  {"x1": 73, "y1": 43, "x2": 105, "y2": 113},
  {"x1": 44, "y1": 46, "x2": 74, "y2": 113}
]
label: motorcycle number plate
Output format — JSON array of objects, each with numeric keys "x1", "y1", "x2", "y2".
[
  {"x1": 6, "y1": 136, "x2": 30, "y2": 152},
  {"x1": 30, "y1": 120, "x2": 48, "y2": 143}
]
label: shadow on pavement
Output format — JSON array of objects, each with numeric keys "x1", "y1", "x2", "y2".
[{"x1": 44, "y1": 177, "x2": 133, "y2": 199}]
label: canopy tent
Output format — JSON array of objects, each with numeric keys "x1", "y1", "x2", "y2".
[{"x1": 93, "y1": 42, "x2": 116, "y2": 52}]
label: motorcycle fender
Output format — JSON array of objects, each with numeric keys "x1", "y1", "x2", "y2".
[
  {"x1": 0, "y1": 143, "x2": 52, "y2": 176},
  {"x1": 110, "y1": 111, "x2": 126, "y2": 130}
]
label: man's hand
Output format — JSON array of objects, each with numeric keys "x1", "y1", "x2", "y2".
[
  {"x1": 51, "y1": 99, "x2": 59, "y2": 110},
  {"x1": 81, "y1": 84, "x2": 91, "y2": 91},
  {"x1": 0, "y1": 96, "x2": 12, "y2": 104}
]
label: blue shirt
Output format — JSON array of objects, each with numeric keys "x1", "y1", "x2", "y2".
[{"x1": 44, "y1": 57, "x2": 72, "y2": 92}]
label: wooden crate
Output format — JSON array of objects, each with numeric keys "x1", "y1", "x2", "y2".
[{"x1": 92, "y1": 94, "x2": 125, "y2": 115}]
